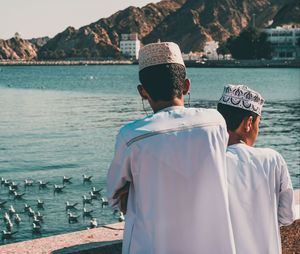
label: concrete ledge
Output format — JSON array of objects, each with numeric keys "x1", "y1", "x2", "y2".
[
  {"x1": 0, "y1": 223, "x2": 124, "y2": 254},
  {"x1": 0, "y1": 190, "x2": 299, "y2": 254},
  {"x1": 51, "y1": 241, "x2": 122, "y2": 254}
]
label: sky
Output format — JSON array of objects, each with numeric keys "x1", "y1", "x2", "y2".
[{"x1": 0, "y1": 0, "x2": 160, "y2": 40}]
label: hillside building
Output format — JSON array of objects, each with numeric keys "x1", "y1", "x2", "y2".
[
  {"x1": 203, "y1": 41, "x2": 219, "y2": 60},
  {"x1": 182, "y1": 51, "x2": 203, "y2": 61},
  {"x1": 120, "y1": 33, "x2": 140, "y2": 59},
  {"x1": 263, "y1": 26, "x2": 300, "y2": 60}
]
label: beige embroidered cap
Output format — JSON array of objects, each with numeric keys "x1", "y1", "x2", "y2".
[
  {"x1": 218, "y1": 84, "x2": 265, "y2": 116},
  {"x1": 138, "y1": 42, "x2": 185, "y2": 71}
]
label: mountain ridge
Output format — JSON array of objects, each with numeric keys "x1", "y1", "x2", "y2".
[
  {"x1": 0, "y1": 37, "x2": 37, "y2": 60},
  {"x1": 143, "y1": 0, "x2": 293, "y2": 52},
  {"x1": 37, "y1": 0, "x2": 186, "y2": 59},
  {"x1": 0, "y1": 0, "x2": 298, "y2": 60}
]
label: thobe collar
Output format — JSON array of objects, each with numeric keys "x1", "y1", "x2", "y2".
[
  {"x1": 155, "y1": 105, "x2": 185, "y2": 114},
  {"x1": 228, "y1": 143, "x2": 248, "y2": 148}
]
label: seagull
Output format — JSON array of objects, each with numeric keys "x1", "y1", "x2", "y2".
[
  {"x1": 36, "y1": 211, "x2": 44, "y2": 222},
  {"x1": 6, "y1": 220, "x2": 13, "y2": 231},
  {"x1": 54, "y1": 184, "x2": 65, "y2": 194},
  {"x1": 8, "y1": 205, "x2": 16, "y2": 216},
  {"x1": 13, "y1": 191, "x2": 25, "y2": 200},
  {"x1": 14, "y1": 214, "x2": 21, "y2": 225},
  {"x1": 2, "y1": 230, "x2": 17, "y2": 240},
  {"x1": 8, "y1": 186, "x2": 15, "y2": 194},
  {"x1": 65, "y1": 202, "x2": 78, "y2": 211},
  {"x1": 89, "y1": 191, "x2": 98, "y2": 200},
  {"x1": 24, "y1": 204, "x2": 31, "y2": 212},
  {"x1": 33, "y1": 216, "x2": 41, "y2": 227},
  {"x1": 118, "y1": 211, "x2": 125, "y2": 222},
  {"x1": 11, "y1": 182, "x2": 18, "y2": 190},
  {"x1": 3, "y1": 212, "x2": 10, "y2": 223},
  {"x1": 83, "y1": 207, "x2": 93, "y2": 217},
  {"x1": 62, "y1": 176, "x2": 72, "y2": 185},
  {"x1": 89, "y1": 218, "x2": 98, "y2": 228},
  {"x1": 0, "y1": 177, "x2": 5, "y2": 186},
  {"x1": 28, "y1": 207, "x2": 35, "y2": 217},
  {"x1": 82, "y1": 195, "x2": 93, "y2": 205},
  {"x1": 101, "y1": 197, "x2": 109, "y2": 208},
  {"x1": 38, "y1": 181, "x2": 50, "y2": 190},
  {"x1": 3, "y1": 180, "x2": 12, "y2": 187},
  {"x1": 91, "y1": 187, "x2": 103, "y2": 196},
  {"x1": 37, "y1": 200, "x2": 44, "y2": 209},
  {"x1": 82, "y1": 175, "x2": 93, "y2": 183},
  {"x1": 68, "y1": 212, "x2": 80, "y2": 223},
  {"x1": 32, "y1": 223, "x2": 41, "y2": 234},
  {"x1": 24, "y1": 179, "x2": 34, "y2": 188}
]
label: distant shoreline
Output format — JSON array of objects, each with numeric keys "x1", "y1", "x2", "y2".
[
  {"x1": 184, "y1": 59, "x2": 300, "y2": 68},
  {"x1": 0, "y1": 59, "x2": 299, "y2": 68},
  {"x1": 0, "y1": 60, "x2": 134, "y2": 66}
]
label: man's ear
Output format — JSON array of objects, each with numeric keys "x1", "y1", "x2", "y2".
[
  {"x1": 244, "y1": 116, "x2": 253, "y2": 133},
  {"x1": 137, "y1": 84, "x2": 149, "y2": 100},
  {"x1": 183, "y1": 79, "x2": 191, "y2": 96}
]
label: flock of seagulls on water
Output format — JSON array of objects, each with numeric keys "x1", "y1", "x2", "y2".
[{"x1": 0, "y1": 174, "x2": 124, "y2": 242}]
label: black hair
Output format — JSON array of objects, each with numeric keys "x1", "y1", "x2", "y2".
[
  {"x1": 139, "y1": 63, "x2": 186, "y2": 102},
  {"x1": 217, "y1": 103, "x2": 258, "y2": 131}
]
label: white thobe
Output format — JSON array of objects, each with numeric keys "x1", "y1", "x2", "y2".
[
  {"x1": 226, "y1": 144, "x2": 296, "y2": 254},
  {"x1": 107, "y1": 106, "x2": 236, "y2": 254}
]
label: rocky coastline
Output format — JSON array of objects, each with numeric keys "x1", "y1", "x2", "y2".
[
  {"x1": 1, "y1": 59, "x2": 299, "y2": 68},
  {"x1": 0, "y1": 60, "x2": 133, "y2": 66}
]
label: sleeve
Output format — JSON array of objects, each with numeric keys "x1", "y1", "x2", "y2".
[
  {"x1": 277, "y1": 154, "x2": 296, "y2": 226},
  {"x1": 106, "y1": 131, "x2": 132, "y2": 208}
]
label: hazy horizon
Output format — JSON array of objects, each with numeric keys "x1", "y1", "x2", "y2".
[{"x1": 0, "y1": 0, "x2": 160, "y2": 40}]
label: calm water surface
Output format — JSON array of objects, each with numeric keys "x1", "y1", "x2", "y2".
[{"x1": 0, "y1": 65, "x2": 299, "y2": 244}]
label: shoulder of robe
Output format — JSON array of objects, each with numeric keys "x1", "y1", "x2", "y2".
[
  {"x1": 251, "y1": 147, "x2": 286, "y2": 166},
  {"x1": 117, "y1": 116, "x2": 151, "y2": 144},
  {"x1": 191, "y1": 108, "x2": 227, "y2": 126}
]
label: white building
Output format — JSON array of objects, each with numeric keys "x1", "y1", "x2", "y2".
[
  {"x1": 120, "y1": 33, "x2": 141, "y2": 59},
  {"x1": 203, "y1": 41, "x2": 219, "y2": 60},
  {"x1": 182, "y1": 51, "x2": 203, "y2": 61},
  {"x1": 263, "y1": 26, "x2": 300, "y2": 60}
]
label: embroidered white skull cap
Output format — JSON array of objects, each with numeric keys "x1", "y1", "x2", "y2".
[
  {"x1": 218, "y1": 84, "x2": 265, "y2": 116},
  {"x1": 138, "y1": 42, "x2": 185, "y2": 71}
]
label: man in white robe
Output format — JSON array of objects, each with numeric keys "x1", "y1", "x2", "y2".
[
  {"x1": 107, "y1": 42, "x2": 236, "y2": 254},
  {"x1": 217, "y1": 84, "x2": 296, "y2": 254}
]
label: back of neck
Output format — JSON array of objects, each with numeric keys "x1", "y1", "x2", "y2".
[
  {"x1": 151, "y1": 97, "x2": 184, "y2": 113},
  {"x1": 228, "y1": 131, "x2": 249, "y2": 146}
]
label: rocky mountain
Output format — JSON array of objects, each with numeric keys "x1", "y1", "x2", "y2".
[
  {"x1": 38, "y1": 0, "x2": 186, "y2": 59},
  {"x1": 38, "y1": 0, "x2": 300, "y2": 59},
  {"x1": 143, "y1": 0, "x2": 294, "y2": 52},
  {"x1": 271, "y1": 0, "x2": 300, "y2": 27},
  {"x1": 29, "y1": 36, "x2": 50, "y2": 48},
  {"x1": 1, "y1": 0, "x2": 299, "y2": 60},
  {"x1": 0, "y1": 37, "x2": 37, "y2": 60}
]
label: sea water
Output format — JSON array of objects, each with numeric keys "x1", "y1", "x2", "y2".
[{"x1": 0, "y1": 65, "x2": 299, "y2": 244}]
